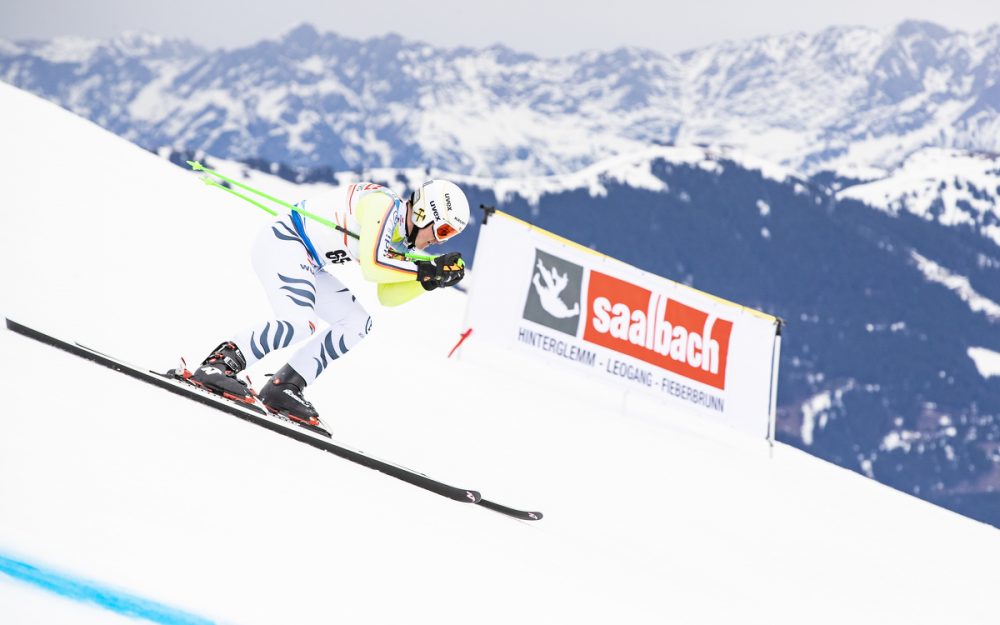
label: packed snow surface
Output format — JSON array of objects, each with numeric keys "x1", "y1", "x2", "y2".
[{"x1": 1, "y1": 81, "x2": 999, "y2": 625}]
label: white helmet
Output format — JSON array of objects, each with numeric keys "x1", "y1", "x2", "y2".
[{"x1": 410, "y1": 179, "x2": 470, "y2": 242}]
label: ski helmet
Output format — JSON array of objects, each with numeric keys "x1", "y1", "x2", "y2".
[{"x1": 409, "y1": 179, "x2": 470, "y2": 243}]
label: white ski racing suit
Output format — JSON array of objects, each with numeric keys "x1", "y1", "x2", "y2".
[{"x1": 230, "y1": 182, "x2": 428, "y2": 386}]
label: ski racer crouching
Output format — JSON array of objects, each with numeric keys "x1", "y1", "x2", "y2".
[{"x1": 178, "y1": 179, "x2": 469, "y2": 436}]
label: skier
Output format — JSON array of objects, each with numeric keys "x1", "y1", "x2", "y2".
[{"x1": 178, "y1": 179, "x2": 470, "y2": 435}]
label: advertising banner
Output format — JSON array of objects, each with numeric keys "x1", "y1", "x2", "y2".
[{"x1": 464, "y1": 211, "x2": 781, "y2": 440}]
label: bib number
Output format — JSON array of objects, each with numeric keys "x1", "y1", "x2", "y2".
[{"x1": 326, "y1": 250, "x2": 351, "y2": 264}]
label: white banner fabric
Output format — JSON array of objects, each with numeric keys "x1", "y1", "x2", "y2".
[{"x1": 463, "y1": 211, "x2": 781, "y2": 440}]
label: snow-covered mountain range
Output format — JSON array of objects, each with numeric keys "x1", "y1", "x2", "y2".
[{"x1": 1, "y1": 20, "x2": 998, "y2": 178}]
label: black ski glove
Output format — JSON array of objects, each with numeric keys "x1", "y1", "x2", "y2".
[{"x1": 416, "y1": 252, "x2": 465, "y2": 291}]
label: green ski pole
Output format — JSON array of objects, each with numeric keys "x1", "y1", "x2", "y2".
[
  {"x1": 188, "y1": 161, "x2": 347, "y2": 234},
  {"x1": 188, "y1": 161, "x2": 437, "y2": 263},
  {"x1": 199, "y1": 177, "x2": 277, "y2": 216}
]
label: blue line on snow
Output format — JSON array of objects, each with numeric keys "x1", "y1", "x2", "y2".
[{"x1": 0, "y1": 553, "x2": 218, "y2": 625}]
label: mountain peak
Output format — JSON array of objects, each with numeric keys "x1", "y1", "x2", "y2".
[
  {"x1": 0, "y1": 38, "x2": 21, "y2": 56},
  {"x1": 104, "y1": 30, "x2": 202, "y2": 59},
  {"x1": 483, "y1": 42, "x2": 537, "y2": 64},
  {"x1": 113, "y1": 30, "x2": 164, "y2": 46},
  {"x1": 893, "y1": 19, "x2": 952, "y2": 40},
  {"x1": 283, "y1": 23, "x2": 320, "y2": 45}
]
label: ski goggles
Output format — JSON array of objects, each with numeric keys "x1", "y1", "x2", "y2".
[{"x1": 434, "y1": 221, "x2": 459, "y2": 242}]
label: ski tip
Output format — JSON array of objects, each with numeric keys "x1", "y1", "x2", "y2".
[
  {"x1": 187, "y1": 160, "x2": 204, "y2": 171},
  {"x1": 476, "y1": 498, "x2": 543, "y2": 521}
]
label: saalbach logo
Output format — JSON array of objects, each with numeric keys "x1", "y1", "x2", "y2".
[
  {"x1": 522, "y1": 249, "x2": 584, "y2": 336},
  {"x1": 582, "y1": 270, "x2": 734, "y2": 390}
]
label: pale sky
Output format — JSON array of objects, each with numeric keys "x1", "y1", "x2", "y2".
[{"x1": 1, "y1": 0, "x2": 997, "y2": 57}]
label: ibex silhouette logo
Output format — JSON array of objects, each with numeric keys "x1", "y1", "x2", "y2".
[{"x1": 522, "y1": 249, "x2": 584, "y2": 336}]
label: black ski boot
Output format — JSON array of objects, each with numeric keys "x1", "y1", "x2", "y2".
[
  {"x1": 258, "y1": 364, "x2": 330, "y2": 437},
  {"x1": 184, "y1": 341, "x2": 256, "y2": 406}
]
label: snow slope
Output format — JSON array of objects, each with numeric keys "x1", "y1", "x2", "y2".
[
  {"x1": 1, "y1": 81, "x2": 999, "y2": 625},
  {"x1": 838, "y1": 148, "x2": 1000, "y2": 247}
]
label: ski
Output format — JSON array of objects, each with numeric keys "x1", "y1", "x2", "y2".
[{"x1": 5, "y1": 319, "x2": 491, "y2": 506}]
